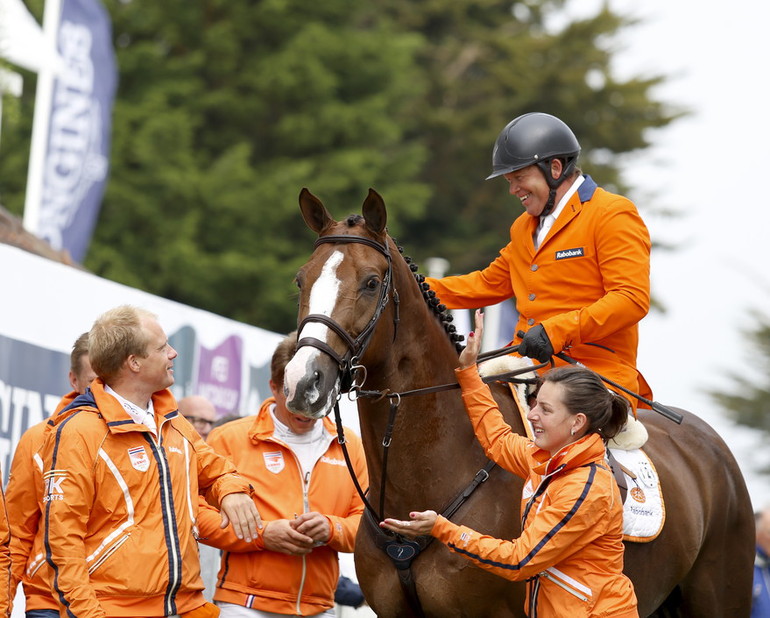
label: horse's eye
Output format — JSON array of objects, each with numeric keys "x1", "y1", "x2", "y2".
[
  {"x1": 295, "y1": 276, "x2": 302, "y2": 290},
  {"x1": 365, "y1": 277, "x2": 379, "y2": 291}
]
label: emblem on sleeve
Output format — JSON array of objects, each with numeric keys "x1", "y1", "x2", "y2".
[{"x1": 43, "y1": 470, "x2": 67, "y2": 502}]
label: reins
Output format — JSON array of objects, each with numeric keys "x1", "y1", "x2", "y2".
[{"x1": 333, "y1": 358, "x2": 543, "y2": 525}]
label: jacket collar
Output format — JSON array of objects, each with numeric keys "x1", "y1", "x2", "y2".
[
  {"x1": 577, "y1": 174, "x2": 598, "y2": 202},
  {"x1": 530, "y1": 175, "x2": 598, "y2": 252},
  {"x1": 532, "y1": 432, "x2": 606, "y2": 477},
  {"x1": 51, "y1": 378, "x2": 179, "y2": 433}
]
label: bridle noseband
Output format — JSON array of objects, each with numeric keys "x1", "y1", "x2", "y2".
[{"x1": 296, "y1": 234, "x2": 397, "y2": 392}]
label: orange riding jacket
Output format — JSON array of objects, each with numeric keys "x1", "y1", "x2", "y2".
[
  {"x1": 41, "y1": 379, "x2": 251, "y2": 618},
  {"x1": 0, "y1": 464, "x2": 11, "y2": 618},
  {"x1": 197, "y1": 398, "x2": 367, "y2": 616},
  {"x1": 426, "y1": 176, "x2": 652, "y2": 408},
  {"x1": 431, "y1": 367, "x2": 638, "y2": 617},
  {"x1": 6, "y1": 392, "x2": 77, "y2": 612}
]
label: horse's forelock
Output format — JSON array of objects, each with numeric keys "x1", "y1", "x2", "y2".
[{"x1": 345, "y1": 214, "x2": 364, "y2": 227}]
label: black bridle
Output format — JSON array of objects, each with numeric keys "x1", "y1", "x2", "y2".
[
  {"x1": 295, "y1": 231, "x2": 539, "y2": 617},
  {"x1": 296, "y1": 234, "x2": 398, "y2": 392}
]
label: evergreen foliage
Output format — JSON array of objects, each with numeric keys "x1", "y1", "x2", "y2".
[
  {"x1": 0, "y1": 0, "x2": 678, "y2": 333},
  {"x1": 711, "y1": 313, "x2": 770, "y2": 444}
]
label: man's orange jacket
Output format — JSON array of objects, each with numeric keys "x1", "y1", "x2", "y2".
[
  {"x1": 431, "y1": 368, "x2": 638, "y2": 617},
  {"x1": 426, "y1": 176, "x2": 652, "y2": 408},
  {"x1": 198, "y1": 398, "x2": 367, "y2": 616},
  {"x1": 6, "y1": 392, "x2": 77, "y2": 613},
  {"x1": 0, "y1": 464, "x2": 11, "y2": 618},
  {"x1": 41, "y1": 380, "x2": 251, "y2": 618}
]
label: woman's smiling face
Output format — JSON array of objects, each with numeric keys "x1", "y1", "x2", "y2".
[{"x1": 526, "y1": 381, "x2": 582, "y2": 454}]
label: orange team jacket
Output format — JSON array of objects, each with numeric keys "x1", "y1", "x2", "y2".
[
  {"x1": 431, "y1": 367, "x2": 638, "y2": 618},
  {"x1": 6, "y1": 392, "x2": 78, "y2": 613},
  {"x1": 40, "y1": 379, "x2": 251, "y2": 618},
  {"x1": 426, "y1": 175, "x2": 652, "y2": 409},
  {"x1": 0, "y1": 464, "x2": 11, "y2": 618},
  {"x1": 197, "y1": 397, "x2": 368, "y2": 616}
]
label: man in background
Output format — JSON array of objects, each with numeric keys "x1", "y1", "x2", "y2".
[
  {"x1": 179, "y1": 395, "x2": 218, "y2": 441},
  {"x1": 6, "y1": 332, "x2": 95, "y2": 618},
  {"x1": 754, "y1": 505, "x2": 770, "y2": 617},
  {"x1": 198, "y1": 331, "x2": 367, "y2": 617}
]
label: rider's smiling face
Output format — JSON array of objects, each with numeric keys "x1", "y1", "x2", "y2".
[{"x1": 502, "y1": 159, "x2": 566, "y2": 218}]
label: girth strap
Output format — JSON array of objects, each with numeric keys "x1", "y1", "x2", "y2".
[
  {"x1": 606, "y1": 448, "x2": 635, "y2": 505},
  {"x1": 364, "y1": 511, "x2": 428, "y2": 618}
]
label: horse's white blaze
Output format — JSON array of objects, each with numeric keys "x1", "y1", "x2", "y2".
[{"x1": 284, "y1": 250, "x2": 344, "y2": 404}]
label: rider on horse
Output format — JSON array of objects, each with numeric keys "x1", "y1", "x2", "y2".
[{"x1": 425, "y1": 112, "x2": 653, "y2": 410}]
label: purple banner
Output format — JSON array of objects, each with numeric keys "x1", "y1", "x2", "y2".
[
  {"x1": 37, "y1": 0, "x2": 117, "y2": 262},
  {"x1": 196, "y1": 335, "x2": 243, "y2": 416}
]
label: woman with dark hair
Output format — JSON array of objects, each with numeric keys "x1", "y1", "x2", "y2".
[{"x1": 382, "y1": 310, "x2": 638, "y2": 617}]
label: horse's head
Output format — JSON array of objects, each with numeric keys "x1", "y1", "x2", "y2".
[{"x1": 284, "y1": 188, "x2": 393, "y2": 418}]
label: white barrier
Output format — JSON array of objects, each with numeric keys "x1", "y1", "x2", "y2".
[{"x1": 0, "y1": 242, "x2": 285, "y2": 480}]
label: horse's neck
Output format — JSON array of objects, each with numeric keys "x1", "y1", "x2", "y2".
[{"x1": 356, "y1": 281, "x2": 487, "y2": 512}]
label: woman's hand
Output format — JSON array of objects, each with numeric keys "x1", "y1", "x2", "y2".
[
  {"x1": 458, "y1": 309, "x2": 484, "y2": 369},
  {"x1": 380, "y1": 510, "x2": 438, "y2": 539}
]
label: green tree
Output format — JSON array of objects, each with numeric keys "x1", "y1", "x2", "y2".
[
  {"x1": 711, "y1": 312, "x2": 770, "y2": 440},
  {"x1": 0, "y1": 0, "x2": 679, "y2": 333},
  {"x1": 374, "y1": 0, "x2": 677, "y2": 272}
]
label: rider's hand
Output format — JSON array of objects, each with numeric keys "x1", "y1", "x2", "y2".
[{"x1": 518, "y1": 324, "x2": 554, "y2": 363}]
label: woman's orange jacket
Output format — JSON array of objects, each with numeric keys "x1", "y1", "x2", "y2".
[
  {"x1": 40, "y1": 379, "x2": 251, "y2": 618},
  {"x1": 431, "y1": 367, "x2": 638, "y2": 617},
  {"x1": 197, "y1": 398, "x2": 367, "y2": 616},
  {"x1": 426, "y1": 176, "x2": 652, "y2": 409}
]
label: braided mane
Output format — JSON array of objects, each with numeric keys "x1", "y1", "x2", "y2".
[{"x1": 343, "y1": 214, "x2": 464, "y2": 354}]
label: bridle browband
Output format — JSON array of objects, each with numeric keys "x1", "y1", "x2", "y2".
[{"x1": 296, "y1": 234, "x2": 397, "y2": 391}]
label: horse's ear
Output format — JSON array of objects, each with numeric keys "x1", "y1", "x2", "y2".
[
  {"x1": 299, "y1": 188, "x2": 335, "y2": 234},
  {"x1": 362, "y1": 188, "x2": 387, "y2": 235}
]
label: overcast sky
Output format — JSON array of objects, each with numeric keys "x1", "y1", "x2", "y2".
[{"x1": 569, "y1": 0, "x2": 770, "y2": 508}]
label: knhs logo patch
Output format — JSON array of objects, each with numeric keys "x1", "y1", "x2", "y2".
[{"x1": 128, "y1": 446, "x2": 150, "y2": 472}]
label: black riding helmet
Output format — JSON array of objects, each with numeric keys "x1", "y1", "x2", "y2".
[{"x1": 486, "y1": 112, "x2": 581, "y2": 216}]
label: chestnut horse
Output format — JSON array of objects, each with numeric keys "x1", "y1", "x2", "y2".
[{"x1": 283, "y1": 188, "x2": 755, "y2": 617}]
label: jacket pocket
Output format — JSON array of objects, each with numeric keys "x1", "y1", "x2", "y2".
[
  {"x1": 87, "y1": 532, "x2": 131, "y2": 575},
  {"x1": 540, "y1": 566, "x2": 592, "y2": 602}
]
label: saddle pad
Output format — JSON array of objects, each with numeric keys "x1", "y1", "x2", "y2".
[{"x1": 608, "y1": 447, "x2": 665, "y2": 542}]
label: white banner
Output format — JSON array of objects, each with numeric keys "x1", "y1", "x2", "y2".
[{"x1": 0, "y1": 243, "x2": 285, "y2": 481}]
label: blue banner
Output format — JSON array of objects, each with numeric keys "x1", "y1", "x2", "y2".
[{"x1": 37, "y1": 0, "x2": 117, "y2": 263}]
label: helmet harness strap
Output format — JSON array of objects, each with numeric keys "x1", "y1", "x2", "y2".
[{"x1": 536, "y1": 157, "x2": 577, "y2": 218}]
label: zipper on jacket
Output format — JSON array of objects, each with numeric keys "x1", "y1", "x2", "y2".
[
  {"x1": 539, "y1": 570, "x2": 590, "y2": 602},
  {"x1": 295, "y1": 469, "x2": 312, "y2": 615},
  {"x1": 148, "y1": 433, "x2": 182, "y2": 615}
]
